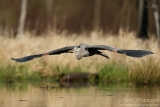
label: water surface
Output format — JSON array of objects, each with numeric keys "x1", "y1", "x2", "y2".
[{"x1": 0, "y1": 82, "x2": 160, "y2": 107}]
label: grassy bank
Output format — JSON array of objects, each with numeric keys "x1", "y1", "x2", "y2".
[
  {"x1": 0, "y1": 62, "x2": 128, "y2": 83},
  {"x1": 0, "y1": 31, "x2": 159, "y2": 85},
  {"x1": 0, "y1": 61, "x2": 159, "y2": 85}
]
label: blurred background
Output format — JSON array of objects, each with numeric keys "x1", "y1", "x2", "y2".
[
  {"x1": 0, "y1": 0, "x2": 159, "y2": 37},
  {"x1": 0, "y1": 2, "x2": 160, "y2": 106}
]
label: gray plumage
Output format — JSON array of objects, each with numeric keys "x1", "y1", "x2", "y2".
[{"x1": 11, "y1": 43, "x2": 154, "y2": 62}]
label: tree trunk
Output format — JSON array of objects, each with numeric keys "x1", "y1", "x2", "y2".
[
  {"x1": 17, "y1": 0, "x2": 27, "y2": 37},
  {"x1": 150, "y1": 0, "x2": 160, "y2": 46},
  {"x1": 137, "y1": 0, "x2": 148, "y2": 39},
  {"x1": 93, "y1": 0, "x2": 101, "y2": 31},
  {"x1": 46, "y1": 0, "x2": 53, "y2": 30}
]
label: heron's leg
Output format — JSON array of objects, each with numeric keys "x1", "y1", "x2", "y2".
[{"x1": 97, "y1": 52, "x2": 110, "y2": 59}]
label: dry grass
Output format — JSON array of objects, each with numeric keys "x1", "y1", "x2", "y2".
[
  {"x1": 0, "y1": 30, "x2": 159, "y2": 76},
  {"x1": 130, "y1": 59, "x2": 160, "y2": 85}
]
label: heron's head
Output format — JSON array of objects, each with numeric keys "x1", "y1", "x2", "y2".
[{"x1": 68, "y1": 47, "x2": 80, "y2": 53}]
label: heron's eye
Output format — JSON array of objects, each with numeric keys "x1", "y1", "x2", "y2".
[{"x1": 85, "y1": 47, "x2": 88, "y2": 51}]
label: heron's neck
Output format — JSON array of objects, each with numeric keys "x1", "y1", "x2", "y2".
[{"x1": 75, "y1": 48, "x2": 81, "y2": 60}]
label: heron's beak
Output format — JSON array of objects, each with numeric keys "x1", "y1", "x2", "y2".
[{"x1": 68, "y1": 49, "x2": 74, "y2": 53}]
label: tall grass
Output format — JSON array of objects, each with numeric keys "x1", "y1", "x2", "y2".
[
  {"x1": 0, "y1": 64, "x2": 43, "y2": 82},
  {"x1": 129, "y1": 59, "x2": 160, "y2": 85},
  {"x1": 0, "y1": 30, "x2": 159, "y2": 84},
  {"x1": 98, "y1": 62, "x2": 128, "y2": 83}
]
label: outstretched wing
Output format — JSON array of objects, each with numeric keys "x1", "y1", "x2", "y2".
[
  {"x1": 87, "y1": 45, "x2": 154, "y2": 58},
  {"x1": 11, "y1": 46, "x2": 75, "y2": 62},
  {"x1": 11, "y1": 54, "x2": 43, "y2": 62},
  {"x1": 116, "y1": 49, "x2": 154, "y2": 57}
]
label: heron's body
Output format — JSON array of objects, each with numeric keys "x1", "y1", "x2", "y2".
[
  {"x1": 11, "y1": 43, "x2": 154, "y2": 62},
  {"x1": 72, "y1": 43, "x2": 109, "y2": 60}
]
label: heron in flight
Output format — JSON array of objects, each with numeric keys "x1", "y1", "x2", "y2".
[{"x1": 11, "y1": 43, "x2": 154, "y2": 62}]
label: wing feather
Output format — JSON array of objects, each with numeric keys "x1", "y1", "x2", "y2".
[
  {"x1": 47, "y1": 46, "x2": 75, "y2": 55},
  {"x1": 87, "y1": 45, "x2": 118, "y2": 52},
  {"x1": 87, "y1": 45, "x2": 154, "y2": 58},
  {"x1": 11, "y1": 46, "x2": 75, "y2": 62},
  {"x1": 117, "y1": 50, "x2": 154, "y2": 57}
]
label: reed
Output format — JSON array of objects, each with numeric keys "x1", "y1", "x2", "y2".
[
  {"x1": 98, "y1": 62, "x2": 128, "y2": 83},
  {"x1": 0, "y1": 64, "x2": 28, "y2": 82},
  {"x1": 129, "y1": 59, "x2": 160, "y2": 85},
  {"x1": 0, "y1": 30, "x2": 159, "y2": 84}
]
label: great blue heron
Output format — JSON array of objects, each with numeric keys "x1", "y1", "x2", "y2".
[{"x1": 11, "y1": 43, "x2": 154, "y2": 62}]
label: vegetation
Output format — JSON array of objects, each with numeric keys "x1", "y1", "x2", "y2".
[
  {"x1": 0, "y1": 31, "x2": 159, "y2": 85},
  {"x1": 98, "y1": 62, "x2": 128, "y2": 84},
  {"x1": 129, "y1": 59, "x2": 160, "y2": 85}
]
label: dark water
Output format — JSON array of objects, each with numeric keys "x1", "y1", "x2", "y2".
[{"x1": 0, "y1": 82, "x2": 160, "y2": 107}]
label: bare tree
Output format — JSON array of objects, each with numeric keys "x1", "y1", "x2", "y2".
[
  {"x1": 151, "y1": 0, "x2": 160, "y2": 46},
  {"x1": 17, "y1": 0, "x2": 27, "y2": 37},
  {"x1": 93, "y1": 0, "x2": 102, "y2": 31},
  {"x1": 46, "y1": 0, "x2": 53, "y2": 30},
  {"x1": 137, "y1": 0, "x2": 148, "y2": 39}
]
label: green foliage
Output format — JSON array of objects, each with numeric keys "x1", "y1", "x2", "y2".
[
  {"x1": 48, "y1": 65, "x2": 83, "y2": 81},
  {"x1": 0, "y1": 64, "x2": 42, "y2": 83},
  {"x1": 50, "y1": 65, "x2": 83, "y2": 74},
  {"x1": 98, "y1": 63, "x2": 128, "y2": 84},
  {"x1": 27, "y1": 72, "x2": 42, "y2": 81},
  {"x1": 0, "y1": 60, "x2": 160, "y2": 85}
]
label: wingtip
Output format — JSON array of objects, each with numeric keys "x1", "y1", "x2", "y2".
[
  {"x1": 150, "y1": 52, "x2": 154, "y2": 54},
  {"x1": 147, "y1": 51, "x2": 154, "y2": 55},
  {"x1": 11, "y1": 57, "x2": 15, "y2": 60}
]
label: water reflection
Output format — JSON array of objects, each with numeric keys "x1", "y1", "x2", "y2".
[{"x1": 0, "y1": 82, "x2": 160, "y2": 107}]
